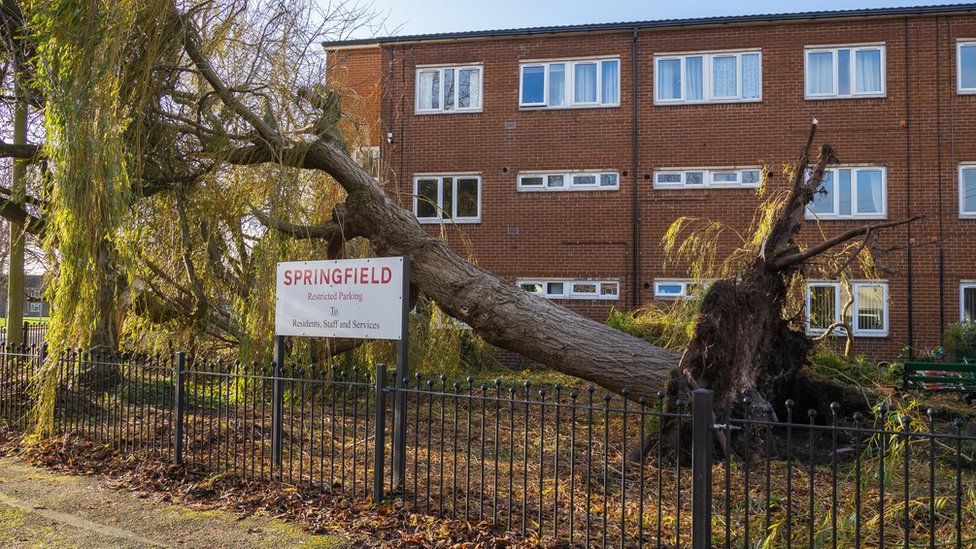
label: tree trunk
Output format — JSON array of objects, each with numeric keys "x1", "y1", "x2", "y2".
[
  {"x1": 78, "y1": 239, "x2": 123, "y2": 391},
  {"x1": 5, "y1": 76, "x2": 27, "y2": 345}
]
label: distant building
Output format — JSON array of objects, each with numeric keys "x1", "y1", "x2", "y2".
[{"x1": 0, "y1": 274, "x2": 51, "y2": 318}]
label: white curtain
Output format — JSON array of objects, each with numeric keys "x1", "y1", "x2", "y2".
[
  {"x1": 856, "y1": 50, "x2": 882, "y2": 93},
  {"x1": 807, "y1": 52, "x2": 833, "y2": 95},
  {"x1": 741, "y1": 53, "x2": 760, "y2": 99},
  {"x1": 459, "y1": 68, "x2": 481, "y2": 108},
  {"x1": 548, "y1": 64, "x2": 566, "y2": 106},
  {"x1": 963, "y1": 45, "x2": 976, "y2": 89},
  {"x1": 856, "y1": 170, "x2": 883, "y2": 213},
  {"x1": 574, "y1": 63, "x2": 597, "y2": 103},
  {"x1": 686, "y1": 57, "x2": 703, "y2": 100},
  {"x1": 418, "y1": 70, "x2": 439, "y2": 110},
  {"x1": 712, "y1": 56, "x2": 737, "y2": 97},
  {"x1": 964, "y1": 168, "x2": 976, "y2": 213},
  {"x1": 601, "y1": 60, "x2": 619, "y2": 104},
  {"x1": 657, "y1": 59, "x2": 681, "y2": 100}
]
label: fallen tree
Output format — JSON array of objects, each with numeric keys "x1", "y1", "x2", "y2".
[{"x1": 0, "y1": 1, "x2": 921, "y2": 422}]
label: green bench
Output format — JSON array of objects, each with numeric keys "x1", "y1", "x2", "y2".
[{"x1": 904, "y1": 359, "x2": 976, "y2": 404}]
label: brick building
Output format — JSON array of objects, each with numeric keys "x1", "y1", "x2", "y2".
[{"x1": 325, "y1": 4, "x2": 976, "y2": 360}]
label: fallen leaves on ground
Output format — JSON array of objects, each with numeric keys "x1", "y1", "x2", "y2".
[{"x1": 0, "y1": 428, "x2": 554, "y2": 547}]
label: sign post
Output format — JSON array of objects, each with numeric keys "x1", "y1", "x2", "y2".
[
  {"x1": 392, "y1": 258, "x2": 409, "y2": 490},
  {"x1": 275, "y1": 256, "x2": 410, "y2": 492}
]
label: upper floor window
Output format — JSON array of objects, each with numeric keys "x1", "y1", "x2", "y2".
[
  {"x1": 958, "y1": 40, "x2": 976, "y2": 94},
  {"x1": 517, "y1": 278, "x2": 620, "y2": 300},
  {"x1": 653, "y1": 279, "x2": 710, "y2": 300},
  {"x1": 806, "y1": 166, "x2": 886, "y2": 220},
  {"x1": 805, "y1": 45, "x2": 885, "y2": 99},
  {"x1": 961, "y1": 165, "x2": 976, "y2": 218},
  {"x1": 653, "y1": 167, "x2": 762, "y2": 189},
  {"x1": 962, "y1": 282, "x2": 976, "y2": 322},
  {"x1": 519, "y1": 58, "x2": 620, "y2": 109},
  {"x1": 413, "y1": 174, "x2": 481, "y2": 223},
  {"x1": 517, "y1": 170, "x2": 619, "y2": 192},
  {"x1": 806, "y1": 281, "x2": 889, "y2": 337},
  {"x1": 416, "y1": 65, "x2": 483, "y2": 113},
  {"x1": 654, "y1": 50, "x2": 761, "y2": 105}
]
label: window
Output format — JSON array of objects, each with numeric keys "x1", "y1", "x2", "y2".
[
  {"x1": 517, "y1": 279, "x2": 619, "y2": 300},
  {"x1": 958, "y1": 41, "x2": 976, "y2": 94},
  {"x1": 27, "y1": 301, "x2": 41, "y2": 315},
  {"x1": 413, "y1": 175, "x2": 481, "y2": 223},
  {"x1": 805, "y1": 45, "x2": 885, "y2": 99},
  {"x1": 416, "y1": 65, "x2": 483, "y2": 113},
  {"x1": 517, "y1": 171, "x2": 619, "y2": 192},
  {"x1": 962, "y1": 283, "x2": 976, "y2": 322},
  {"x1": 653, "y1": 279, "x2": 709, "y2": 300},
  {"x1": 519, "y1": 58, "x2": 620, "y2": 109},
  {"x1": 805, "y1": 281, "x2": 889, "y2": 337},
  {"x1": 654, "y1": 50, "x2": 761, "y2": 105},
  {"x1": 960, "y1": 165, "x2": 976, "y2": 218},
  {"x1": 959, "y1": 281, "x2": 976, "y2": 322},
  {"x1": 653, "y1": 167, "x2": 763, "y2": 189},
  {"x1": 806, "y1": 166, "x2": 886, "y2": 220}
]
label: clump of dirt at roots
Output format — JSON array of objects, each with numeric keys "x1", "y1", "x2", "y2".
[{"x1": 0, "y1": 428, "x2": 545, "y2": 548}]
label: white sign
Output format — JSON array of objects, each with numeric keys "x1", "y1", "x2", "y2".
[{"x1": 275, "y1": 257, "x2": 405, "y2": 340}]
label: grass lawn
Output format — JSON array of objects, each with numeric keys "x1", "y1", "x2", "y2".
[{"x1": 0, "y1": 317, "x2": 50, "y2": 327}]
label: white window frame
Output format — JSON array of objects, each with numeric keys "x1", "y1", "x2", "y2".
[
  {"x1": 653, "y1": 49, "x2": 762, "y2": 105},
  {"x1": 518, "y1": 57, "x2": 621, "y2": 110},
  {"x1": 805, "y1": 281, "x2": 889, "y2": 337},
  {"x1": 804, "y1": 44, "x2": 886, "y2": 100},
  {"x1": 960, "y1": 164, "x2": 976, "y2": 219},
  {"x1": 805, "y1": 166, "x2": 888, "y2": 220},
  {"x1": 412, "y1": 174, "x2": 482, "y2": 224},
  {"x1": 957, "y1": 40, "x2": 976, "y2": 95},
  {"x1": 653, "y1": 279, "x2": 710, "y2": 300},
  {"x1": 516, "y1": 278, "x2": 620, "y2": 301},
  {"x1": 653, "y1": 167, "x2": 763, "y2": 189},
  {"x1": 415, "y1": 64, "x2": 484, "y2": 114},
  {"x1": 961, "y1": 281, "x2": 976, "y2": 322},
  {"x1": 517, "y1": 170, "x2": 619, "y2": 192}
]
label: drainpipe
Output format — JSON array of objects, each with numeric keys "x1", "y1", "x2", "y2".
[
  {"x1": 631, "y1": 27, "x2": 641, "y2": 309},
  {"x1": 904, "y1": 17, "x2": 915, "y2": 356}
]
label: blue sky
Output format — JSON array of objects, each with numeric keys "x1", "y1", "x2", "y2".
[{"x1": 358, "y1": 0, "x2": 965, "y2": 38}]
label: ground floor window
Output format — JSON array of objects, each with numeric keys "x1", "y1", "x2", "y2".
[
  {"x1": 962, "y1": 282, "x2": 976, "y2": 322},
  {"x1": 806, "y1": 281, "x2": 889, "y2": 337},
  {"x1": 413, "y1": 175, "x2": 481, "y2": 223},
  {"x1": 653, "y1": 279, "x2": 709, "y2": 300},
  {"x1": 517, "y1": 278, "x2": 619, "y2": 300}
]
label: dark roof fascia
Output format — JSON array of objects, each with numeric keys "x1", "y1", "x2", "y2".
[{"x1": 323, "y1": 3, "x2": 976, "y2": 49}]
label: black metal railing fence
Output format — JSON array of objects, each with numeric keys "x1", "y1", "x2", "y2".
[{"x1": 0, "y1": 344, "x2": 974, "y2": 547}]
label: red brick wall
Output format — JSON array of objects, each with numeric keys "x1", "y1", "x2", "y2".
[
  {"x1": 326, "y1": 47, "x2": 382, "y2": 148},
  {"x1": 330, "y1": 13, "x2": 976, "y2": 361}
]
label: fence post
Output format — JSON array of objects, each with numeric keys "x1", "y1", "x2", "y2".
[
  {"x1": 22, "y1": 321, "x2": 28, "y2": 346},
  {"x1": 373, "y1": 363, "x2": 387, "y2": 503},
  {"x1": 173, "y1": 352, "x2": 185, "y2": 465},
  {"x1": 691, "y1": 388, "x2": 714, "y2": 549},
  {"x1": 270, "y1": 335, "x2": 285, "y2": 470}
]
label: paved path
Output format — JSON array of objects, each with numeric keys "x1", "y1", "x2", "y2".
[{"x1": 0, "y1": 456, "x2": 346, "y2": 548}]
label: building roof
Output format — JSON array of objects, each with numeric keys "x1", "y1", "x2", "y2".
[{"x1": 323, "y1": 3, "x2": 976, "y2": 49}]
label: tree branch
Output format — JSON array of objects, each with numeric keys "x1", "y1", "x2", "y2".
[
  {"x1": 768, "y1": 215, "x2": 924, "y2": 271},
  {"x1": 0, "y1": 140, "x2": 40, "y2": 160}
]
